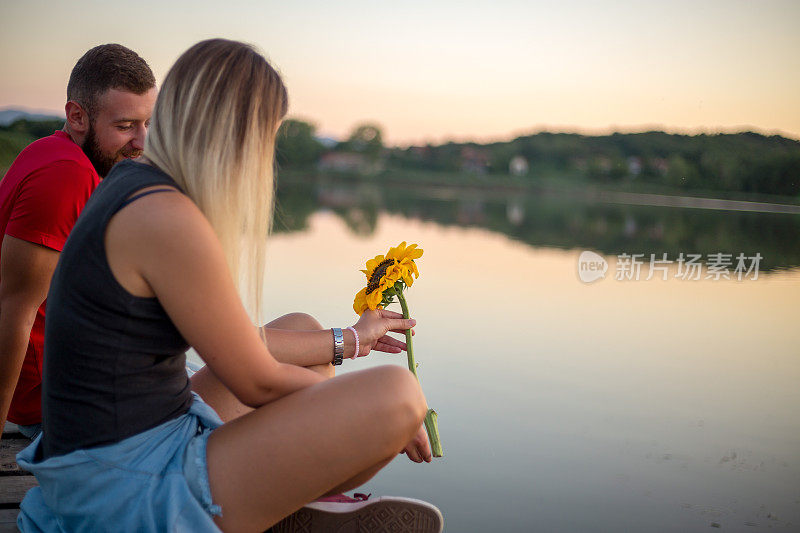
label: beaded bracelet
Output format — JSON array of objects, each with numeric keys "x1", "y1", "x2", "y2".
[{"x1": 346, "y1": 326, "x2": 360, "y2": 359}]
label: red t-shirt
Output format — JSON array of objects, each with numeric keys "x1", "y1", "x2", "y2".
[{"x1": 0, "y1": 130, "x2": 100, "y2": 425}]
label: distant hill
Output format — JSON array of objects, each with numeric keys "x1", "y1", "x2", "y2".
[
  {"x1": 386, "y1": 130, "x2": 800, "y2": 197},
  {"x1": 0, "y1": 107, "x2": 63, "y2": 126},
  {"x1": 0, "y1": 109, "x2": 65, "y2": 171}
]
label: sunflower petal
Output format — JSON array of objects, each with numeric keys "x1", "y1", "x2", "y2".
[
  {"x1": 367, "y1": 289, "x2": 383, "y2": 310},
  {"x1": 353, "y1": 287, "x2": 368, "y2": 315}
]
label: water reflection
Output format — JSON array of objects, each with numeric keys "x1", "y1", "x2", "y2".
[
  {"x1": 275, "y1": 178, "x2": 800, "y2": 272},
  {"x1": 257, "y1": 176, "x2": 800, "y2": 531},
  {"x1": 253, "y1": 208, "x2": 800, "y2": 532}
]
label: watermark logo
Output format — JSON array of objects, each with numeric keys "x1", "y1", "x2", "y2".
[
  {"x1": 577, "y1": 251, "x2": 762, "y2": 282},
  {"x1": 578, "y1": 250, "x2": 608, "y2": 283},
  {"x1": 615, "y1": 252, "x2": 761, "y2": 281}
]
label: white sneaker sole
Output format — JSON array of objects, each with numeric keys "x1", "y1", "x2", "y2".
[{"x1": 271, "y1": 496, "x2": 444, "y2": 533}]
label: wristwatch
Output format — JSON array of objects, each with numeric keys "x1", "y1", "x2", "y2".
[{"x1": 331, "y1": 328, "x2": 344, "y2": 366}]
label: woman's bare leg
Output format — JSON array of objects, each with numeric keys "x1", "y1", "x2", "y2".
[
  {"x1": 206, "y1": 365, "x2": 427, "y2": 532},
  {"x1": 320, "y1": 456, "x2": 393, "y2": 498},
  {"x1": 191, "y1": 312, "x2": 334, "y2": 422},
  {"x1": 192, "y1": 311, "x2": 401, "y2": 507}
]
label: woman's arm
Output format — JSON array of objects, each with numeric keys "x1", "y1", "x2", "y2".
[
  {"x1": 259, "y1": 328, "x2": 354, "y2": 367},
  {"x1": 105, "y1": 190, "x2": 324, "y2": 407},
  {"x1": 259, "y1": 312, "x2": 414, "y2": 367}
]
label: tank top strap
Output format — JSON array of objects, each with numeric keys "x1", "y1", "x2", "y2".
[{"x1": 101, "y1": 160, "x2": 185, "y2": 217}]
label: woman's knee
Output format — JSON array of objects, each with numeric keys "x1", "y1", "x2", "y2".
[
  {"x1": 369, "y1": 365, "x2": 427, "y2": 432},
  {"x1": 265, "y1": 312, "x2": 322, "y2": 331}
]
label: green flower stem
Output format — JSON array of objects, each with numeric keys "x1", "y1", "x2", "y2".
[
  {"x1": 396, "y1": 290, "x2": 418, "y2": 379},
  {"x1": 423, "y1": 409, "x2": 441, "y2": 458},
  {"x1": 396, "y1": 289, "x2": 443, "y2": 458}
]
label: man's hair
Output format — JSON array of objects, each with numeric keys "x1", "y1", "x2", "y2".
[{"x1": 66, "y1": 44, "x2": 155, "y2": 118}]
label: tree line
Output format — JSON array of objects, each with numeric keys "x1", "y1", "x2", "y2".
[
  {"x1": 276, "y1": 120, "x2": 800, "y2": 198},
  {"x1": 3, "y1": 118, "x2": 799, "y2": 198},
  {"x1": 0, "y1": 119, "x2": 66, "y2": 171}
]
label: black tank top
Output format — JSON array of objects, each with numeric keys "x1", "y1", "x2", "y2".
[{"x1": 41, "y1": 159, "x2": 192, "y2": 459}]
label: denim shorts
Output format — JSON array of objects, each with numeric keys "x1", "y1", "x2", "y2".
[
  {"x1": 16, "y1": 392, "x2": 224, "y2": 532},
  {"x1": 182, "y1": 415, "x2": 223, "y2": 518}
]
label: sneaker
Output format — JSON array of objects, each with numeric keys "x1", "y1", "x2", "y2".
[{"x1": 271, "y1": 492, "x2": 444, "y2": 533}]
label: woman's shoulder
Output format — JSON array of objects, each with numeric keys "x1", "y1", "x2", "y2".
[
  {"x1": 104, "y1": 174, "x2": 221, "y2": 298},
  {"x1": 107, "y1": 172, "x2": 220, "y2": 271},
  {"x1": 111, "y1": 179, "x2": 207, "y2": 240}
]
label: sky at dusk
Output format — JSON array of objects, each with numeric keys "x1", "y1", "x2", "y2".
[{"x1": 1, "y1": 0, "x2": 798, "y2": 146}]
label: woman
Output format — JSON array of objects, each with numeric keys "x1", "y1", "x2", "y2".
[{"x1": 17, "y1": 39, "x2": 442, "y2": 532}]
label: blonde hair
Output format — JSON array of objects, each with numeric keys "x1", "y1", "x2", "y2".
[{"x1": 145, "y1": 39, "x2": 288, "y2": 322}]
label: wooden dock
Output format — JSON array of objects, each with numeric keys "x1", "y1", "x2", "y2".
[{"x1": 0, "y1": 423, "x2": 36, "y2": 532}]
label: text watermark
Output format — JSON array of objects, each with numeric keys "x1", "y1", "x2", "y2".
[{"x1": 578, "y1": 252, "x2": 762, "y2": 283}]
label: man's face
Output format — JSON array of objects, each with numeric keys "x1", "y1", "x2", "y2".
[{"x1": 82, "y1": 87, "x2": 157, "y2": 177}]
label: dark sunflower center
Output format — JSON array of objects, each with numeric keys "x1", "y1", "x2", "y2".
[{"x1": 366, "y1": 259, "x2": 395, "y2": 294}]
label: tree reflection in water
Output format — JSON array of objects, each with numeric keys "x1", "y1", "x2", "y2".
[{"x1": 274, "y1": 178, "x2": 800, "y2": 273}]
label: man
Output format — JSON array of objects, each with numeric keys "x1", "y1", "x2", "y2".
[{"x1": 0, "y1": 44, "x2": 157, "y2": 440}]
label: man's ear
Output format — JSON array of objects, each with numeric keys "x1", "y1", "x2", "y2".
[{"x1": 65, "y1": 101, "x2": 90, "y2": 134}]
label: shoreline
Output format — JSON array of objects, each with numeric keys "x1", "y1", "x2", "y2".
[{"x1": 280, "y1": 170, "x2": 800, "y2": 215}]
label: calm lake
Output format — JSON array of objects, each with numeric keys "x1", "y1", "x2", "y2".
[{"x1": 194, "y1": 178, "x2": 800, "y2": 532}]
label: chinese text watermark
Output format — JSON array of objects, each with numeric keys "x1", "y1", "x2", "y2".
[{"x1": 578, "y1": 252, "x2": 762, "y2": 283}]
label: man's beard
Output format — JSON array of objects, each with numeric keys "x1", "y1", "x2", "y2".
[{"x1": 82, "y1": 124, "x2": 142, "y2": 178}]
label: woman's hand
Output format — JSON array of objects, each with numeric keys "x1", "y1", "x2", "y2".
[
  {"x1": 401, "y1": 423, "x2": 432, "y2": 463},
  {"x1": 352, "y1": 309, "x2": 415, "y2": 357}
]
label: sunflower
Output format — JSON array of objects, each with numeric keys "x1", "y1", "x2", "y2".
[
  {"x1": 353, "y1": 241, "x2": 423, "y2": 315},
  {"x1": 386, "y1": 241, "x2": 423, "y2": 287},
  {"x1": 349, "y1": 240, "x2": 441, "y2": 457}
]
